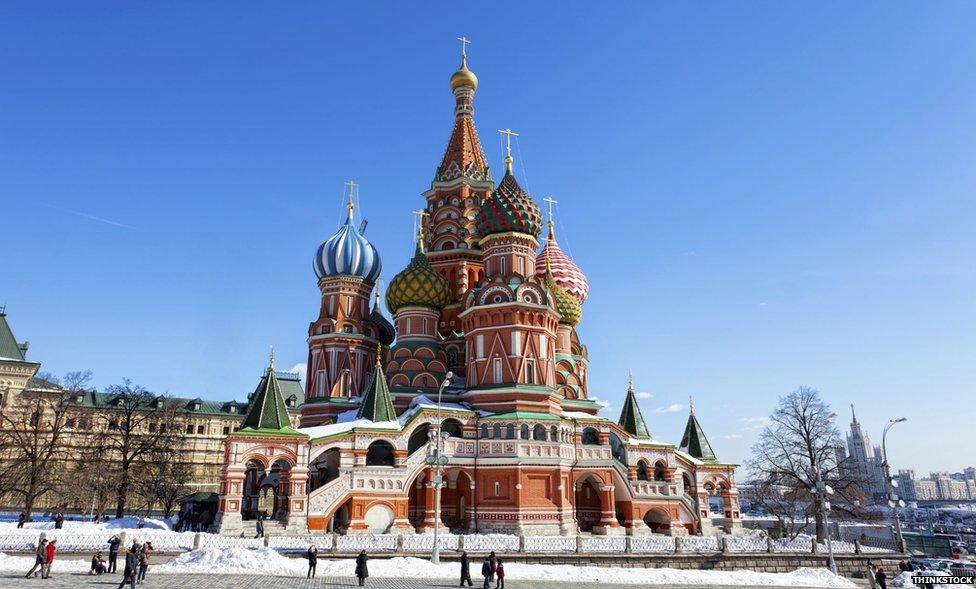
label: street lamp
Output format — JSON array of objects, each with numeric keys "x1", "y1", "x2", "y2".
[
  {"x1": 812, "y1": 412, "x2": 838, "y2": 575},
  {"x1": 428, "y1": 371, "x2": 454, "y2": 565},
  {"x1": 881, "y1": 417, "x2": 908, "y2": 552}
]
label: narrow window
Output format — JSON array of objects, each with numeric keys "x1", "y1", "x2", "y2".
[
  {"x1": 525, "y1": 360, "x2": 535, "y2": 384},
  {"x1": 422, "y1": 317, "x2": 429, "y2": 333},
  {"x1": 197, "y1": 424, "x2": 205, "y2": 435},
  {"x1": 493, "y1": 358, "x2": 502, "y2": 383},
  {"x1": 500, "y1": 257, "x2": 507, "y2": 275},
  {"x1": 511, "y1": 331, "x2": 520, "y2": 356},
  {"x1": 539, "y1": 334, "x2": 547, "y2": 358},
  {"x1": 494, "y1": 482, "x2": 501, "y2": 497},
  {"x1": 476, "y1": 335, "x2": 484, "y2": 359},
  {"x1": 517, "y1": 257, "x2": 524, "y2": 276}
]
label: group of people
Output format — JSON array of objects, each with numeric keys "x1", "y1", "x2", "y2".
[
  {"x1": 24, "y1": 538, "x2": 56, "y2": 579},
  {"x1": 458, "y1": 550, "x2": 505, "y2": 589},
  {"x1": 89, "y1": 535, "x2": 153, "y2": 588},
  {"x1": 15, "y1": 512, "x2": 64, "y2": 529}
]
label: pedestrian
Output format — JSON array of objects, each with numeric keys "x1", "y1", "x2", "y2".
[
  {"x1": 25, "y1": 539, "x2": 47, "y2": 578},
  {"x1": 91, "y1": 551, "x2": 107, "y2": 575},
  {"x1": 42, "y1": 539, "x2": 56, "y2": 578},
  {"x1": 307, "y1": 544, "x2": 318, "y2": 579},
  {"x1": 54, "y1": 512, "x2": 64, "y2": 530},
  {"x1": 355, "y1": 549, "x2": 368, "y2": 587},
  {"x1": 108, "y1": 534, "x2": 121, "y2": 574},
  {"x1": 488, "y1": 551, "x2": 497, "y2": 582},
  {"x1": 255, "y1": 511, "x2": 265, "y2": 538},
  {"x1": 459, "y1": 550, "x2": 473, "y2": 587},
  {"x1": 17, "y1": 512, "x2": 27, "y2": 528},
  {"x1": 875, "y1": 566, "x2": 887, "y2": 589},
  {"x1": 137, "y1": 541, "x2": 153, "y2": 584},
  {"x1": 117, "y1": 546, "x2": 139, "y2": 589},
  {"x1": 481, "y1": 555, "x2": 492, "y2": 589},
  {"x1": 494, "y1": 558, "x2": 505, "y2": 589}
]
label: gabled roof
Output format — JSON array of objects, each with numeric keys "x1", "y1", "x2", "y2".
[
  {"x1": 356, "y1": 355, "x2": 397, "y2": 423},
  {"x1": 678, "y1": 401, "x2": 717, "y2": 462},
  {"x1": 617, "y1": 373, "x2": 650, "y2": 438},
  {"x1": 0, "y1": 310, "x2": 29, "y2": 362}
]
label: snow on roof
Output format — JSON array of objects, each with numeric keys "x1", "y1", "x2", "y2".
[
  {"x1": 300, "y1": 417, "x2": 400, "y2": 440},
  {"x1": 562, "y1": 410, "x2": 598, "y2": 420}
]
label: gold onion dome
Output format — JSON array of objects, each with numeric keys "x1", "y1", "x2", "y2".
[
  {"x1": 386, "y1": 240, "x2": 451, "y2": 314},
  {"x1": 543, "y1": 264, "x2": 582, "y2": 326},
  {"x1": 450, "y1": 55, "x2": 478, "y2": 91}
]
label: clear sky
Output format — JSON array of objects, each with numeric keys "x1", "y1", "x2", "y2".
[{"x1": 2, "y1": 3, "x2": 974, "y2": 473}]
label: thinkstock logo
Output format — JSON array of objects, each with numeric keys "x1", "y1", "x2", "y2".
[{"x1": 910, "y1": 573, "x2": 975, "y2": 585}]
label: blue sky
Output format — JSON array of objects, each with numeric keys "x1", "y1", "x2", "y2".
[{"x1": 2, "y1": 3, "x2": 974, "y2": 472}]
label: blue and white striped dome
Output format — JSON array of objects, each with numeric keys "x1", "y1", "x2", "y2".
[{"x1": 313, "y1": 215, "x2": 382, "y2": 283}]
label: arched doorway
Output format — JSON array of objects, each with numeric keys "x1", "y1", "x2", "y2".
[
  {"x1": 309, "y1": 448, "x2": 341, "y2": 492},
  {"x1": 574, "y1": 475, "x2": 603, "y2": 533},
  {"x1": 442, "y1": 470, "x2": 474, "y2": 532},
  {"x1": 407, "y1": 471, "x2": 428, "y2": 531},
  {"x1": 242, "y1": 459, "x2": 266, "y2": 520},
  {"x1": 643, "y1": 508, "x2": 671, "y2": 534},
  {"x1": 327, "y1": 497, "x2": 351, "y2": 534},
  {"x1": 366, "y1": 440, "x2": 396, "y2": 467}
]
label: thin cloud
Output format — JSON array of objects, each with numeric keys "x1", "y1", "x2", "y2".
[
  {"x1": 721, "y1": 433, "x2": 743, "y2": 440},
  {"x1": 654, "y1": 403, "x2": 685, "y2": 414},
  {"x1": 45, "y1": 204, "x2": 136, "y2": 229},
  {"x1": 635, "y1": 391, "x2": 653, "y2": 400},
  {"x1": 739, "y1": 416, "x2": 772, "y2": 430}
]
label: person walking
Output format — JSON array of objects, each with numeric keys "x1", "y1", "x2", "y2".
[
  {"x1": 137, "y1": 541, "x2": 152, "y2": 584},
  {"x1": 117, "y1": 546, "x2": 138, "y2": 589},
  {"x1": 25, "y1": 539, "x2": 47, "y2": 578},
  {"x1": 487, "y1": 551, "x2": 497, "y2": 583},
  {"x1": 53, "y1": 512, "x2": 64, "y2": 530},
  {"x1": 481, "y1": 555, "x2": 493, "y2": 589},
  {"x1": 41, "y1": 539, "x2": 56, "y2": 578},
  {"x1": 306, "y1": 544, "x2": 318, "y2": 579},
  {"x1": 107, "y1": 534, "x2": 121, "y2": 574},
  {"x1": 255, "y1": 511, "x2": 265, "y2": 538},
  {"x1": 459, "y1": 550, "x2": 473, "y2": 587},
  {"x1": 17, "y1": 513, "x2": 27, "y2": 528},
  {"x1": 494, "y1": 558, "x2": 505, "y2": 589},
  {"x1": 355, "y1": 549, "x2": 368, "y2": 587},
  {"x1": 875, "y1": 566, "x2": 888, "y2": 589}
]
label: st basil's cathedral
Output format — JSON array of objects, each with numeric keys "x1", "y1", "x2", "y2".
[{"x1": 213, "y1": 46, "x2": 743, "y2": 538}]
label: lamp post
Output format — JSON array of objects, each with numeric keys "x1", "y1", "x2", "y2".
[
  {"x1": 881, "y1": 417, "x2": 908, "y2": 552},
  {"x1": 811, "y1": 412, "x2": 837, "y2": 575},
  {"x1": 429, "y1": 371, "x2": 454, "y2": 565}
]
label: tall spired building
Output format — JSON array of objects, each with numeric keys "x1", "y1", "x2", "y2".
[{"x1": 214, "y1": 44, "x2": 742, "y2": 538}]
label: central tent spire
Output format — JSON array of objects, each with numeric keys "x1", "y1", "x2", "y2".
[{"x1": 438, "y1": 38, "x2": 489, "y2": 183}]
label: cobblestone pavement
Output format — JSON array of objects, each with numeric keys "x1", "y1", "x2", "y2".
[{"x1": 0, "y1": 572, "x2": 842, "y2": 589}]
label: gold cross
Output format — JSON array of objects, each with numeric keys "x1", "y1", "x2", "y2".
[
  {"x1": 344, "y1": 180, "x2": 358, "y2": 217},
  {"x1": 543, "y1": 196, "x2": 558, "y2": 222},
  {"x1": 497, "y1": 128, "x2": 519, "y2": 171},
  {"x1": 412, "y1": 209, "x2": 429, "y2": 246}
]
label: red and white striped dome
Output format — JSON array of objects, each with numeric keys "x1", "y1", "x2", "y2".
[{"x1": 535, "y1": 227, "x2": 588, "y2": 304}]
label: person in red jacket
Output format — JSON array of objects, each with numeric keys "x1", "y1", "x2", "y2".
[{"x1": 42, "y1": 539, "x2": 57, "y2": 578}]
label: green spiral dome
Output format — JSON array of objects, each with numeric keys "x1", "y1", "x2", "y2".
[
  {"x1": 544, "y1": 267, "x2": 582, "y2": 326},
  {"x1": 386, "y1": 243, "x2": 451, "y2": 314},
  {"x1": 477, "y1": 170, "x2": 543, "y2": 238}
]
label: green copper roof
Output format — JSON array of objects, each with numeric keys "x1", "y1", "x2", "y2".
[
  {"x1": 0, "y1": 311, "x2": 29, "y2": 362},
  {"x1": 357, "y1": 357, "x2": 397, "y2": 423},
  {"x1": 239, "y1": 363, "x2": 295, "y2": 433},
  {"x1": 678, "y1": 405, "x2": 717, "y2": 462},
  {"x1": 618, "y1": 376, "x2": 650, "y2": 438},
  {"x1": 481, "y1": 411, "x2": 561, "y2": 421}
]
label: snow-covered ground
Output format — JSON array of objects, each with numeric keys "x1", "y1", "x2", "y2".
[
  {"x1": 0, "y1": 515, "x2": 173, "y2": 532},
  {"x1": 154, "y1": 548, "x2": 854, "y2": 587}
]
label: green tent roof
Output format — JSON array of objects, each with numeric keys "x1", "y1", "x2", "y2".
[
  {"x1": 357, "y1": 356, "x2": 397, "y2": 423},
  {"x1": 239, "y1": 361, "x2": 296, "y2": 433},
  {"x1": 678, "y1": 403, "x2": 717, "y2": 462},
  {"x1": 0, "y1": 310, "x2": 29, "y2": 362},
  {"x1": 617, "y1": 375, "x2": 650, "y2": 438}
]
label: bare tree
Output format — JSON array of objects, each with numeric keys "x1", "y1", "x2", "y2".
[
  {"x1": 747, "y1": 386, "x2": 868, "y2": 542},
  {"x1": 132, "y1": 449, "x2": 192, "y2": 519},
  {"x1": 0, "y1": 371, "x2": 91, "y2": 517},
  {"x1": 61, "y1": 441, "x2": 119, "y2": 521},
  {"x1": 97, "y1": 379, "x2": 185, "y2": 518}
]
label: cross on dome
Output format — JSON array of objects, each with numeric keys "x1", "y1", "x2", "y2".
[{"x1": 497, "y1": 128, "x2": 519, "y2": 172}]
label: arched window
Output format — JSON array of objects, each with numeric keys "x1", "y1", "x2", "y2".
[
  {"x1": 581, "y1": 427, "x2": 600, "y2": 445},
  {"x1": 441, "y1": 418, "x2": 463, "y2": 438},
  {"x1": 654, "y1": 461, "x2": 667, "y2": 482},
  {"x1": 506, "y1": 424, "x2": 515, "y2": 439},
  {"x1": 365, "y1": 440, "x2": 395, "y2": 467},
  {"x1": 492, "y1": 423, "x2": 502, "y2": 439},
  {"x1": 407, "y1": 425, "x2": 431, "y2": 455},
  {"x1": 550, "y1": 425, "x2": 559, "y2": 441},
  {"x1": 519, "y1": 424, "x2": 529, "y2": 440},
  {"x1": 480, "y1": 423, "x2": 489, "y2": 439},
  {"x1": 637, "y1": 461, "x2": 650, "y2": 481},
  {"x1": 533, "y1": 424, "x2": 547, "y2": 441},
  {"x1": 609, "y1": 433, "x2": 627, "y2": 463}
]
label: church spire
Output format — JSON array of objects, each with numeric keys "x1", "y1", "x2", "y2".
[
  {"x1": 239, "y1": 349, "x2": 299, "y2": 434},
  {"x1": 357, "y1": 353, "x2": 397, "y2": 423},
  {"x1": 617, "y1": 371, "x2": 650, "y2": 438},
  {"x1": 438, "y1": 39, "x2": 489, "y2": 183},
  {"x1": 678, "y1": 401, "x2": 717, "y2": 462}
]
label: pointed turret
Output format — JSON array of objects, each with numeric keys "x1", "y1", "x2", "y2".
[
  {"x1": 678, "y1": 397, "x2": 717, "y2": 462},
  {"x1": 437, "y1": 40, "x2": 490, "y2": 183},
  {"x1": 357, "y1": 354, "x2": 397, "y2": 423},
  {"x1": 240, "y1": 348, "x2": 298, "y2": 433},
  {"x1": 617, "y1": 371, "x2": 650, "y2": 438}
]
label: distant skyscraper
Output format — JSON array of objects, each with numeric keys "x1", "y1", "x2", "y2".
[{"x1": 845, "y1": 405, "x2": 887, "y2": 502}]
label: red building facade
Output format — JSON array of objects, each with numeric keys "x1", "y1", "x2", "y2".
[{"x1": 215, "y1": 48, "x2": 742, "y2": 537}]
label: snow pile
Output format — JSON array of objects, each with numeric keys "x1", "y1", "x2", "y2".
[
  {"x1": 156, "y1": 547, "x2": 305, "y2": 576},
  {"x1": 153, "y1": 549, "x2": 856, "y2": 586},
  {"x1": 0, "y1": 552, "x2": 89, "y2": 573},
  {"x1": 0, "y1": 516, "x2": 172, "y2": 532}
]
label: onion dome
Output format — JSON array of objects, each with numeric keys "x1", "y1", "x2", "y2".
[
  {"x1": 450, "y1": 52, "x2": 478, "y2": 91},
  {"x1": 543, "y1": 261, "x2": 582, "y2": 326},
  {"x1": 313, "y1": 203, "x2": 382, "y2": 283},
  {"x1": 385, "y1": 237, "x2": 450, "y2": 314},
  {"x1": 370, "y1": 292, "x2": 396, "y2": 346},
  {"x1": 535, "y1": 223, "x2": 589, "y2": 303},
  {"x1": 477, "y1": 169, "x2": 543, "y2": 238}
]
